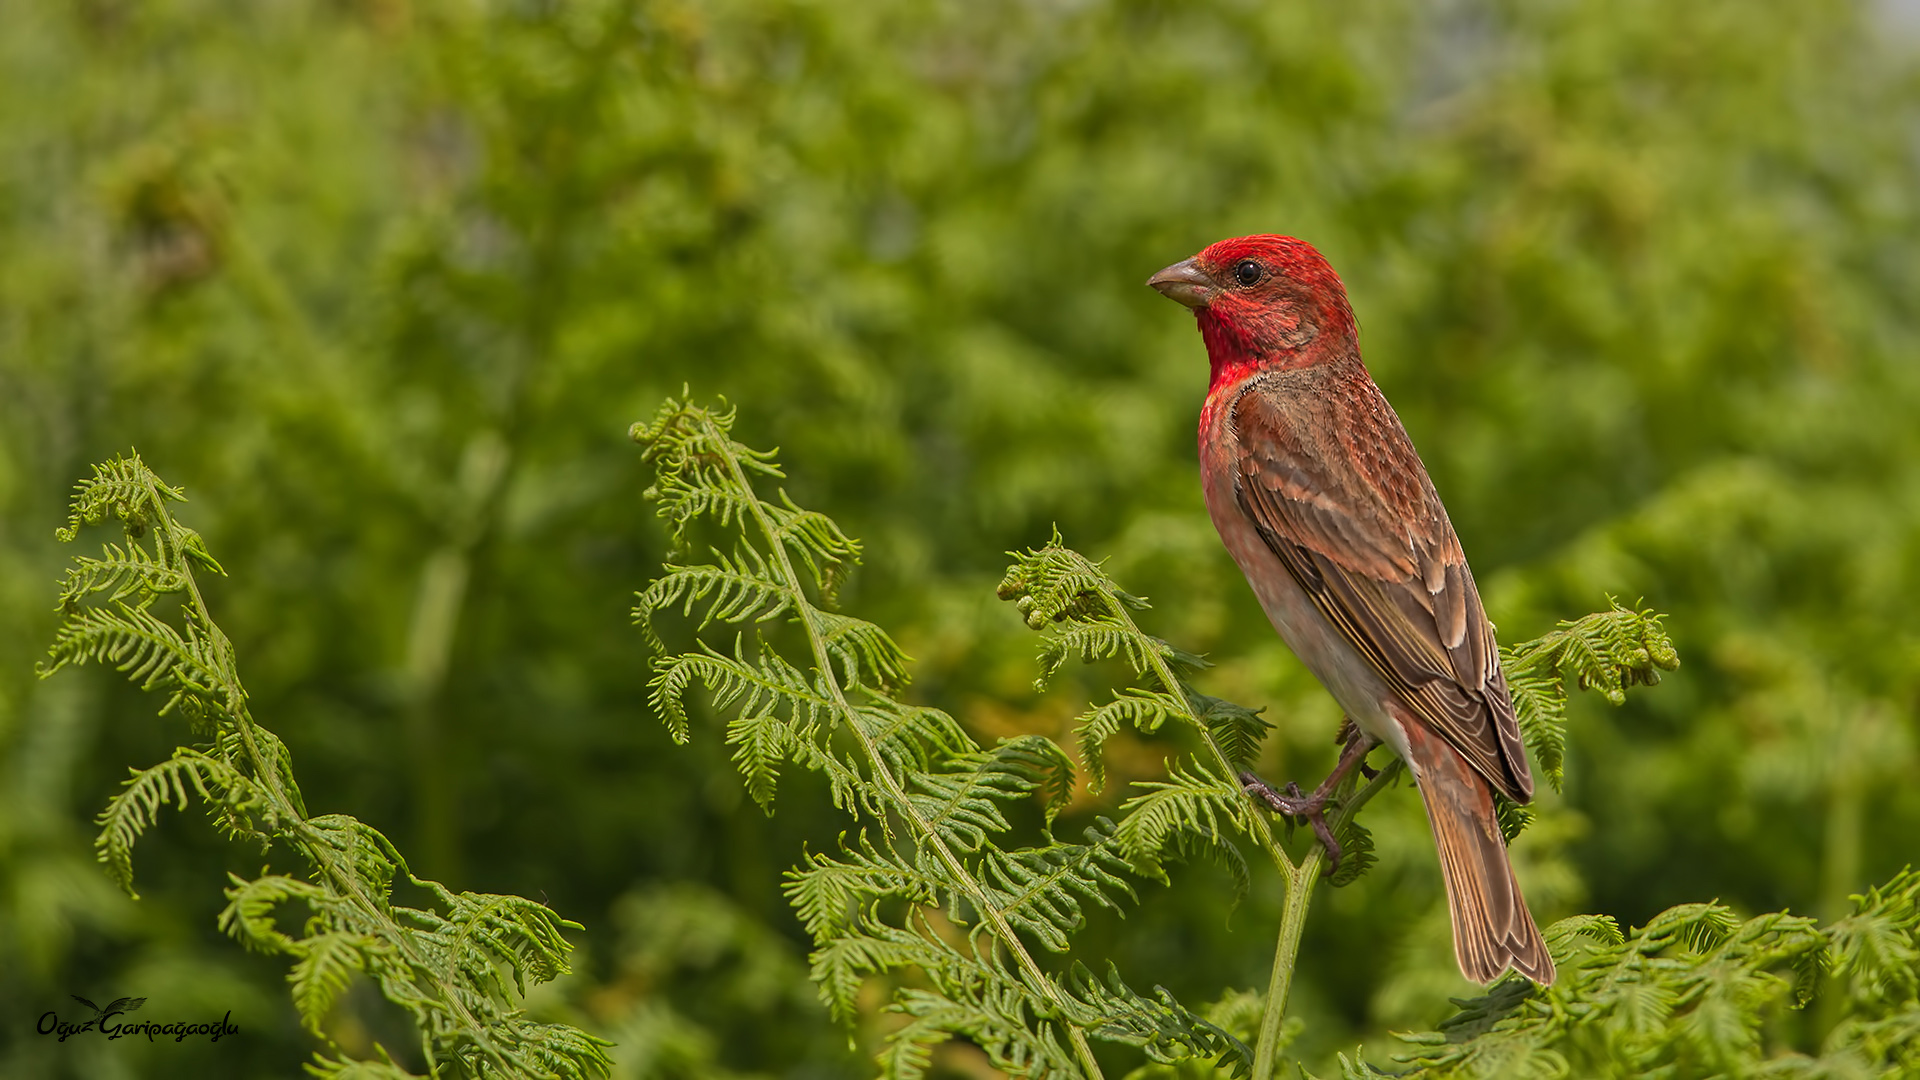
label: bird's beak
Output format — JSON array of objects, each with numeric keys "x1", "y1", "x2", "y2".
[{"x1": 1147, "y1": 258, "x2": 1215, "y2": 309}]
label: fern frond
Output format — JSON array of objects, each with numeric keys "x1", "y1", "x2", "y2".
[
  {"x1": 767, "y1": 490, "x2": 861, "y2": 599},
  {"x1": 1075, "y1": 690, "x2": 1183, "y2": 792},
  {"x1": 973, "y1": 819, "x2": 1136, "y2": 952},
  {"x1": 1189, "y1": 691, "x2": 1272, "y2": 772},
  {"x1": 95, "y1": 750, "x2": 258, "y2": 896},
  {"x1": 44, "y1": 600, "x2": 228, "y2": 700},
  {"x1": 1037, "y1": 625, "x2": 1174, "y2": 690},
  {"x1": 49, "y1": 451, "x2": 610, "y2": 1080},
  {"x1": 727, "y1": 712, "x2": 795, "y2": 812},
  {"x1": 220, "y1": 873, "x2": 328, "y2": 954},
  {"x1": 1325, "y1": 813, "x2": 1376, "y2": 888},
  {"x1": 634, "y1": 401, "x2": 1275, "y2": 1079},
  {"x1": 1494, "y1": 798, "x2": 1535, "y2": 844},
  {"x1": 648, "y1": 638, "x2": 836, "y2": 744},
  {"x1": 906, "y1": 747, "x2": 1037, "y2": 855},
  {"x1": 858, "y1": 703, "x2": 978, "y2": 777},
  {"x1": 56, "y1": 452, "x2": 186, "y2": 540},
  {"x1": 1066, "y1": 963, "x2": 1252, "y2": 1073},
  {"x1": 1114, "y1": 760, "x2": 1251, "y2": 888},
  {"x1": 784, "y1": 833, "x2": 939, "y2": 940},
  {"x1": 1825, "y1": 868, "x2": 1920, "y2": 1004},
  {"x1": 808, "y1": 915, "x2": 961, "y2": 1023},
  {"x1": 887, "y1": 985, "x2": 1081, "y2": 1080},
  {"x1": 1500, "y1": 599, "x2": 1680, "y2": 792},
  {"x1": 816, "y1": 609, "x2": 912, "y2": 690},
  {"x1": 303, "y1": 814, "x2": 401, "y2": 899},
  {"x1": 289, "y1": 932, "x2": 380, "y2": 1035},
  {"x1": 634, "y1": 547, "x2": 798, "y2": 649},
  {"x1": 1389, "y1": 894, "x2": 1829, "y2": 1077},
  {"x1": 57, "y1": 541, "x2": 189, "y2": 610}
]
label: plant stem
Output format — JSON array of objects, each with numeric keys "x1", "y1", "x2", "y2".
[
  {"x1": 1254, "y1": 858, "x2": 1321, "y2": 1079},
  {"x1": 1249, "y1": 760, "x2": 1402, "y2": 1080}
]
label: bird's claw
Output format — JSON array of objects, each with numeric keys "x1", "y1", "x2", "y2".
[{"x1": 1238, "y1": 769, "x2": 1344, "y2": 871}]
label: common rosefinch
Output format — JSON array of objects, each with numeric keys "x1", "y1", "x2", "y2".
[{"x1": 1149, "y1": 235, "x2": 1553, "y2": 986}]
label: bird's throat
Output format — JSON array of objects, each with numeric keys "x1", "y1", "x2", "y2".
[{"x1": 1197, "y1": 309, "x2": 1320, "y2": 397}]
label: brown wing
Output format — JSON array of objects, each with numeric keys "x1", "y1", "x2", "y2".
[{"x1": 1228, "y1": 366, "x2": 1533, "y2": 802}]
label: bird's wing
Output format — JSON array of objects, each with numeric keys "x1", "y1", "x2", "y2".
[
  {"x1": 71, "y1": 995, "x2": 100, "y2": 1013},
  {"x1": 1229, "y1": 371, "x2": 1532, "y2": 801}
]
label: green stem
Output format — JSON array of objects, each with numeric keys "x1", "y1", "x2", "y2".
[
  {"x1": 1249, "y1": 760, "x2": 1402, "y2": 1080},
  {"x1": 1254, "y1": 858, "x2": 1321, "y2": 1078}
]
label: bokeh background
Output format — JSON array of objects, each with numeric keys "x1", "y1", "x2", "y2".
[{"x1": 3, "y1": 0, "x2": 1918, "y2": 1076}]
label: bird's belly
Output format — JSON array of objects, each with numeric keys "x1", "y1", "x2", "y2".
[{"x1": 1203, "y1": 483, "x2": 1414, "y2": 765}]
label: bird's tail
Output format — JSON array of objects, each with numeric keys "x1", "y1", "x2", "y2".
[{"x1": 1401, "y1": 718, "x2": 1555, "y2": 985}]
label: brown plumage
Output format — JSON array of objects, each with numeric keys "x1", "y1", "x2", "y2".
[{"x1": 1151, "y1": 234, "x2": 1554, "y2": 986}]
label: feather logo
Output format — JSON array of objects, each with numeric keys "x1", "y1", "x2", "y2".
[{"x1": 70, "y1": 994, "x2": 148, "y2": 1017}]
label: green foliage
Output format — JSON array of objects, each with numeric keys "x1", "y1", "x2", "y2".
[
  {"x1": 637, "y1": 399, "x2": 1704, "y2": 1080},
  {"x1": 4, "y1": 1, "x2": 1918, "y2": 1076},
  {"x1": 634, "y1": 398, "x2": 1247, "y2": 1078},
  {"x1": 996, "y1": 539, "x2": 1319, "y2": 893},
  {"x1": 41, "y1": 453, "x2": 609, "y2": 1079},
  {"x1": 1500, "y1": 601, "x2": 1680, "y2": 793},
  {"x1": 1352, "y1": 869, "x2": 1920, "y2": 1078}
]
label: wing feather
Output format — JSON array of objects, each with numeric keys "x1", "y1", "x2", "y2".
[{"x1": 1228, "y1": 368, "x2": 1532, "y2": 801}]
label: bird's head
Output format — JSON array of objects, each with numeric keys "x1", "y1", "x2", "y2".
[{"x1": 1148, "y1": 234, "x2": 1357, "y2": 389}]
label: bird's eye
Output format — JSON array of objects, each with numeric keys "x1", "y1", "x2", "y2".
[{"x1": 1232, "y1": 260, "x2": 1265, "y2": 287}]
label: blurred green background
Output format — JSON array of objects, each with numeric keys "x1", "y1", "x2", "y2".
[{"x1": 3, "y1": 0, "x2": 1918, "y2": 1076}]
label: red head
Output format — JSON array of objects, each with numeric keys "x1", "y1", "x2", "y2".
[{"x1": 1148, "y1": 234, "x2": 1358, "y2": 392}]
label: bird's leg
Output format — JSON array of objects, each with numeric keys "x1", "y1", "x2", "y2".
[
  {"x1": 1335, "y1": 717, "x2": 1381, "y2": 780},
  {"x1": 1238, "y1": 725, "x2": 1380, "y2": 869}
]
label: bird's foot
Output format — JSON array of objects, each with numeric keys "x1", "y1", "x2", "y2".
[
  {"x1": 1238, "y1": 729, "x2": 1380, "y2": 871},
  {"x1": 1239, "y1": 770, "x2": 1343, "y2": 870}
]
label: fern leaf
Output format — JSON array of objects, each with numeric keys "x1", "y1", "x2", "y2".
[
  {"x1": 219, "y1": 874, "x2": 328, "y2": 954},
  {"x1": 634, "y1": 549, "x2": 798, "y2": 650},
  {"x1": 45, "y1": 600, "x2": 227, "y2": 699},
  {"x1": 1067, "y1": 963, "x2": 1252, "y2": 1072},
  {"x1": 1074, "y1": 690, "x2": 1183, "y2": 792},
  {"x1": 57, "y1": 541, "x2": 188, "y2": 611},
  {"x1": 1500, "y1": 600, "x2": 1681, "y2": 792},
  {"x1": 1325, "y1": 813, "x2": 1377, "y2": 888},
  {"x1": 815, "y1": 610, "x2": 912, "y2": 690},
  {"x1": 973, "y1": 819, "x2": 1136, "y2": 953},
  {"x1": 95, "y1": 750, "x2": 255, "y2": 896},
  {"x1": 1113, "y1": 761, "x2": 1250, "y2": 888},
  {"x1": 727, "y1": 712, "x2": 793, "y2": 812},
  {"x1": 289, "y1": 932, "x2": 378, "y2": 1035},
  {"x1": 1188, "y1": 691, "x2": 1272, "y2": 772},
  {"x1": 784, "y1": 833, "x2": 938, "y2": 941}
]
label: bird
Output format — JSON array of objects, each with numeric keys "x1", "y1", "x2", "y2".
[{"x1": 1148, "y1": 234, "x2": 1554, "y2": 986}]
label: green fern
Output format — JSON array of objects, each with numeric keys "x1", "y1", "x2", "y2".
[
  {"x1": 1501, "y1": 598, "x2": 1680, "y2": 792},
  {"x1": 633, "y1": 398, "x2": 1249, "y2": 1080},
  {"x1": 999, "y1": 537, "x2": 1682, "y2": 1078},
  {"x1": 42, "y1": 451, "x2": 610, "y2": 1079},
  {"x1": 1353, "y1": 869, "x2": 1920, "y2": 1078},
  {"x1": 635, "y1": 399, "x2": 1690, "y2": 1080}
]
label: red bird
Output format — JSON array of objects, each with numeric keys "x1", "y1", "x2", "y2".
[{"x1": 1149, "y1": 235, "x2": 1553, "y2": 986}]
